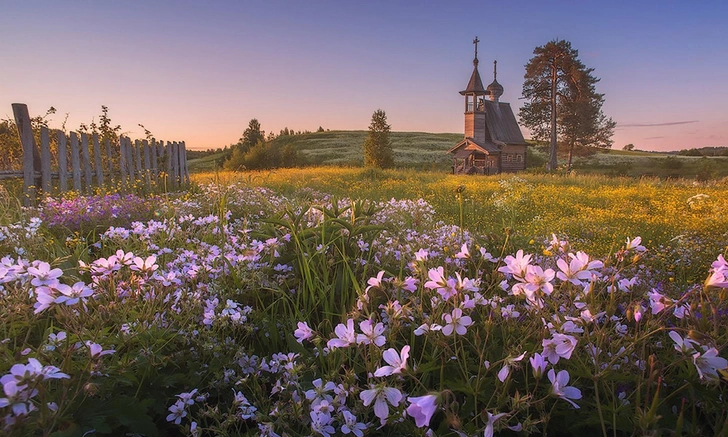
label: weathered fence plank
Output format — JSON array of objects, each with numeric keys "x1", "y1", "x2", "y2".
[
  {"x1": 126, "y1": 137, "x2": 136, "y2": 183},
  {"x1": 170, "y1": 142, "x2": 177, "y2": 185},
  {"x1": 81, "y1": 133, "x2": 93, "y2": 192},
  {"x1": 175, "y1": 142, "x2": 182, "y2": 185},
  {"x1": 57, "y1": 131, "x2": 68, "y2": 192},
  {"x1": 93, "y1": 133, "x2": 104, "y2": 186},
  {"x1": 143, "y1": 139, "x2": 151, "y2": 189},
  {"x1": 120, "y1": 136, "x2": 128, "y2": 186},
  {"x1": 182, "y1": 141, "x2": 190, "y2": 184},
  {"x1": 151, "y1": 138, "x2": 158, "y2": 178},
  {"x1": 105, "y1": 138, "x2": 113, "y2": 183},
  {"x1": 70, "y1": 132, "x2": 82, "y2": 192},
  {"x1": 40, "y1": 126, "x2": 51, "y2": 194},
  {"x1": 135, "y1": 140, "x2": 142, "y2": 185},
  {"x1": 177, "y1": 142, "x2": 186, "y2": 185},
  {"x1": 166, "y1": 142, "x2": 174, "y2": 189},
  {"x1": 12, "y1": 103, "x2": 38, "y2": 205}
]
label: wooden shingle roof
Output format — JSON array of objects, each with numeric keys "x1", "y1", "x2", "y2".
[
  {"x1": 459, "y1": 65, "x2": 488, "y2": 95},
  {"x1": 483, "y1": 101, "x2": 526, "y2": 145},
  {"x1": 448, "y1": 138, "x2": 501, "y2": 155}
]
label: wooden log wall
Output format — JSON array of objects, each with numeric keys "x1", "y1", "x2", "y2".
[{"x1": 7, "y1": 103, "x2": 189, "y2": 206}]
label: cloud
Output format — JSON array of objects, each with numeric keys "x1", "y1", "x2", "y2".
[
  {"x1": 644, "y1": 136, "x2": 665, "y2": 140},
  {"x1": 618, "y1": 120, "x2": 699, "y2": 128}
]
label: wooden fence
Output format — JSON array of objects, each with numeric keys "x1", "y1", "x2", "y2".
[{"x1": 2, "y1": 104, "x2": 189, "y2": 205}]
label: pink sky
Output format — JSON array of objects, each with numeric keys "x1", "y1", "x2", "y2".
[{"x1": 2, "y1": 2, "x2": 726, "y2": 152}]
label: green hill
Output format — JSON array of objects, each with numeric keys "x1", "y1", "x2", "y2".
[
  {"x1": 269, "y1": 130, "x2": 462, "y2": 169},
  {"x1": 188, "y1": 131, "x2": 728, "y2": 179}
]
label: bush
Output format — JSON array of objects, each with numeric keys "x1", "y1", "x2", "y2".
[
  {"x1": 662, "y1": 156, "x2": 684, "y2": 169},
  {"x1": 225, "y1": 140, "x2": 304, "y2": 170}
]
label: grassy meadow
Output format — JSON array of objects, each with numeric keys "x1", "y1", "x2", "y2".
[
  {"x1": 194, "y1": 168, "x2": 728, "y2": 281},
  {"x1": 190, "y1": 130, "x2": 728, "y2": 180},
  {"x1": 1, "y1": 166, "x2": 728, "y2": 436}
]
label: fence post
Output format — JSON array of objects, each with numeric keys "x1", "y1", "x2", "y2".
[
  {"x1": 135, "y1": 139, "x2": 142, "y2": 186},
  {"x1": 127, "y1": 137, "x2": 136, "y2": 184},
  {"x1": 165, "y1": 141, "x2": 174, "y2": 190},
  {"x1": 119, "y1": 136, "x2": 128, "y2": 188},
  {"x1": 105, "y1": 138, "x2": 113, "y2": 186},
  {"x1": 177, "y1": 141, "x2": 185, "y2": 186},
  {"x1": 182, "y1": 141, "x2": 190, "y2": 185},
  {"x1": 93, "y1": 133, "x2": 104, "y2": 186},
  {"x1": 70, "y1": 132, "x2": 81, "y2": 192},
  {"x1": 11, "y1": 103, "x2": 39, "y2": 205},
  {"x1": 40, "y1": 126, "x2": 51, "y2": 194},
  {"x1": 143, "y1": 139, "x2": 151, "y2": 189},
  {"x1": 174, "y1": 142, "x2": 181, "y2": 186},
  {"x1": 81, "y1": 132, "x2": 92, "y2": 193},
  {"x1": 57, "y1": 131, "x2": 68, "y2": 192},
  {"x1": 150, "y1": 138, "x2": 158, "y2": 182},
  {"x1": 157, "y1": 141, "x2": 164, "y2": 183}
]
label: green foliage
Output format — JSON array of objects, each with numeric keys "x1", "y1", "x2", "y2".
[
  {"x1": 363, "y1": 109, "x2": 394, "y2": 168},
  {"x1": 526, "y1": 145, "x2": 548, "y2": 169},
  {"x1": 253, "y1": 200, "x2": 384, "y2": 330},
  {"x1": 224, "y1": 139, "x2": 303, "y2": 171},
  {"x1": 238, "y1": 118, "x2": 265, "y2": 155},
  {"x1": 520, "y1": 40, "x2": 615, "y2": 171},
  {"x1": 623, "y1": 143, "x2": 635, "y2": 151},
  {"x1": 662, "y1": 156, "x2": 684, "y2": 169},
  {"x1": 98, "y1": 105, "x2": 121, "y2": 143},
  {"x1": 675, "y1": 146, "x2": 728, "y2": 156},
  {"x1": 0, "y1": 119, "x2": 23, "y2": 170},
  {"x1": 225, "y1": 119, "x2": 305, "y2": 170}
]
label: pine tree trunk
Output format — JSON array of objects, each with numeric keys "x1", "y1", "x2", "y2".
[{"x1": 548, "y1": 63, "x2": 558, "y2": 171}]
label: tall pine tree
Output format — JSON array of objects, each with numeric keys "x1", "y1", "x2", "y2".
[
  {"x1": 519, "y1": 40, "x2": 614, "y2": 171},
  {"x1": 363, "y1": 109, "x2": 394, "y2": 168}
]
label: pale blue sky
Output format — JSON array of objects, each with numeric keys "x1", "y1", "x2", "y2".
[{"x1": 2, "y1": 1, "x2": 726, "y2": 151}]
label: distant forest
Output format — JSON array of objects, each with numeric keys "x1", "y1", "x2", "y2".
[{"x1": 671, "y1": 146, "x2": 728, "y2": 156}]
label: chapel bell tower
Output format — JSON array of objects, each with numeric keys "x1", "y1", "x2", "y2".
[{"x1": 460, "y1": 37, "x2": 488, "y2": 144}]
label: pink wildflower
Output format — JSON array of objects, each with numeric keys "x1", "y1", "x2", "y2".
[
  {"x1": 374, "y1": 345, "x2": 410, "y2": 377},
  {"x1": 548, "y1": 369, "x2": 582, "y2": 409},
  {"x1": 357, "y1": 319, "x2": 386, "y2": 347},
  {"x1": 442, "y1": 308, "x2": 472, "y2": 336},
  {"x1": 360, "y1": 385, "x2": 402, "y2": 426},
  {"x1": 327, "y1": 319, "x2": 356, "y2": 349},
  {"x1": 406, "y1": 394, "x2": 438, "y2": 428}
]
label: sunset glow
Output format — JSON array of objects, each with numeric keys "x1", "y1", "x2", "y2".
[{"x1": 2, "y1": 1, "x2": 726, "y2": 151}]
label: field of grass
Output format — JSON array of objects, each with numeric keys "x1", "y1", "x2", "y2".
[
  {"x1": 571, "y1": 150, "x2": 728, "y2": 179},
  {"x1": 189, "y1": 130, "x2": 728, "y2": 180},
  {"x1": 2, "y1": 167, "x2": 728, "y2": 436},
  {"x1": 193, "y1": 168, "x2": 728, "y2": 277},
  {"x1": 269, "y1": 130, "x2": 462, "y2": 169}
]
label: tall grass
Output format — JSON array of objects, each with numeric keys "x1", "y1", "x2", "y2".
[{"x1": 191, "y1": 168, "x2": 728, "y2": 261}]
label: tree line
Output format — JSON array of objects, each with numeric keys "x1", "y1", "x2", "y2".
[{"x1": 221, "y1": 119, "x2": 321, "y2": 170}]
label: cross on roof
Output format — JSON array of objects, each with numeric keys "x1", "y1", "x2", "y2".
[{"x1": 473, "y1": 36, "x2": 480, "y2": 61}]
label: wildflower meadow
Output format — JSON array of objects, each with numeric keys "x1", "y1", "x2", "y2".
[{"x1": 1, "y1": 169, "x2": 727, "y2": 436}]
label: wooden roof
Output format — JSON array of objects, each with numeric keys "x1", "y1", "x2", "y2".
[
  {"x1": 459, "y1": 65, "x2": 488, "y2": 95},
  {"x1": 482, "y1": 100, "x2": 527, "y2": 145},
  {"x1": 448, "y1": 137, "x2": 502, "y2": 156}
]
